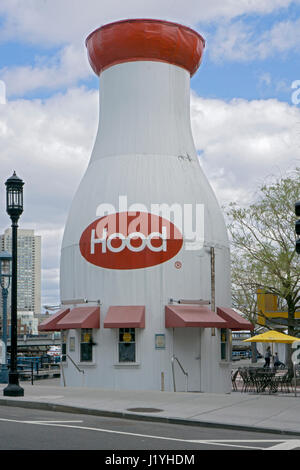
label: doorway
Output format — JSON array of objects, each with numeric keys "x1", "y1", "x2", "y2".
[{"x1": 172, "y1": 328, "x2": 201, "y2": 392}]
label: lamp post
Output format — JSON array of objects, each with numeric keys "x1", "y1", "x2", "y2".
[
  {"x1": 0, "y1": 251, "x2": 12, "y2": 383},
  {"x1": 3, "y1": 171, "x2": 24, "y2": 397}
]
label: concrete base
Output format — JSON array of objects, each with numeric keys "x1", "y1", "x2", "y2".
[{"x1": 3, "y1": 372, "x2": 24, "y2": 396}]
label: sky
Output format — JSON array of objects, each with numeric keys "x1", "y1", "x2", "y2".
[{"x1": 0, "y1": 0, "x2": 300, "y2": 310}]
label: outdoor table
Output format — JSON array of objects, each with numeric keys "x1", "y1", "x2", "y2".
[
  {"x1": 256, "y1": 371, "x2": 280, "y2": 393},
  {"x1": 238, "y1": 367, "x2": 292, "y2": 394},
  {"x1": 235, "y1": 367, "x2": 288, "y2": 393},
  {"x1": 248, "y1": 369, "x2": 279, "y2": 394}
]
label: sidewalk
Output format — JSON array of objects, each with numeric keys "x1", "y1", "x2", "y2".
[{"x1": 0, "y1": 380, "x2": 300, "y2": 436}]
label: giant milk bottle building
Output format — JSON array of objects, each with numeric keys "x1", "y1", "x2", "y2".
[{"x1": 40, "y1": 19, "x2": 253, "y2": 392}]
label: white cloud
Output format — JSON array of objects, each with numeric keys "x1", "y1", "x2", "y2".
[
  {"x1": 259, "y1": 73, "x2": 272, "y2": 87},
  {"x1": 0, "y1": 86, "x2": 98, "y2": 233},
  {"x1": 209, "y1": 17, "x2": 300, "y2": 63},
  {"x1": 0, "y1": 44, "x2": 92, "y2": 97},
  {"x1": 190, "y1": 93, "x2": 300, "y2": 204},
  {"x1": 0, "y1": 0, "x2": 297, "y2": 45},
  {"x1": 207, "y1": 21, "x2": 254, "y2": 63},
  {"x1": 258, "y1": 18, "x2": 300, "y2": 59},
  {"x1": 0, "y1": 81, "x2": 6, "y2": 104}
]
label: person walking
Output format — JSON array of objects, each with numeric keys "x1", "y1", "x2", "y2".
[
  {"x1": 264, "y1": 346, "x2": 271, "y2": 368},
  {"x1": 274, "y1": 352, "x2": 285, "y2": 369}
]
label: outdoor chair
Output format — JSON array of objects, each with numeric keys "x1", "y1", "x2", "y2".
[
  {"x1": 247, "y1": 368, "x2": 259, "y2": 392},
  {"x1": 253, "y1": 369, "x2": 277, "y2": 393},
  {"x1": 277, "y1": 371, "x2": 294, "y2": 393},
  {"x1": 231, "y1": 369, "x2": 239, "y2": 391},
  {"x1": 239, "y1": 368, "x2": 252, "y2": 393},
  {"x1": 238, "y1": 368, "x2": 246, "y2": 392},
  {"x1": 274, "y1": 363, "x2": 286, "y2": 371},
  {"x1": 266, "y1": 371, "x2": 278, "y2": 394}
]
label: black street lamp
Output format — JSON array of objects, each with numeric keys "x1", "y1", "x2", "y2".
[{"x1": 3, "y1": 171, "x2": 24, "y2": 397}]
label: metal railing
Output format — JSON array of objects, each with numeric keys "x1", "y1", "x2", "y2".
[
  {"x1": 171, "y1": 355, "x2": 188, "y2": 392},
  {"x1": 61, "y1": 354, "x2": 84, "y2": 387},
  {"x1": 15, "y1": 357, "x2": 60, "y2": 384}
]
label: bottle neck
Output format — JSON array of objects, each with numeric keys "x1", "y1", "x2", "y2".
[{"x1": 89, "y1": 61, "x2": 196, "y2": 163}]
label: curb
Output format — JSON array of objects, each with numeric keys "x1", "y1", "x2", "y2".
[{"x1": 0, "y1": 398, "x2": 300, "y2": 437}]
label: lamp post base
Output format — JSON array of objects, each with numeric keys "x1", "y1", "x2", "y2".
[{"x1": 3, "y1": 372, "x2": 24, "y2": 396}]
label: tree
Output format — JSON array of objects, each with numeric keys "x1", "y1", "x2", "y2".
[
  {"x1": 226, "y1": 168, "x2": 300, "y2": 369},
  {"x1": 230, "y1": 250, "x2": 259, "y2": 362}
]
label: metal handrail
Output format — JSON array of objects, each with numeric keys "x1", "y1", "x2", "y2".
[
  {"x1": 171, "y1": 355, "x2": 188, "y2": 392},
  {"x1": 60, "y1": 354, "x2": 84, "y2": 387},
  {"x1": 64, "y1": 354, "x2": 84, "y2": 374}
]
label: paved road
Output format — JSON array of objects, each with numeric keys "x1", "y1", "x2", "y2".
[{"x1": 0, "y1": 405, "x2": 299, "y2": 452}]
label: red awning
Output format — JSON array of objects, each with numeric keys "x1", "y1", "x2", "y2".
[
  {"x1": 56, "y1": 306, "x2": 100, "y2": 330},
  {"x1": 104, "y1": 306, "x2": 145, "y2": 328},
  {"x1": 165, "y1": 305, "x2": 227, "y2": 328},
  {"x1": 38, "y1": 308, "x2": 70, "y2": 332},
  {"x1": 216, "y1": 307, "x2": 254, "y2": 331}
]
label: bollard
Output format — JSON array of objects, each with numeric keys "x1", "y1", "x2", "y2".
[{"x1": 161, "y1": 372, "x2": 165, "y2": 392}]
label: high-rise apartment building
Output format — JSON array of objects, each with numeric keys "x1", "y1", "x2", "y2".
[{"x1": 0, "y1": 229, "x2": 41, "y2": 314}]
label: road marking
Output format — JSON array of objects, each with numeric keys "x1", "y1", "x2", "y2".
[
  {"x1": 266, "y1": 440, "x2": 300, "y2": 450},
  {"x1": 0, "y1": 417, "x2": 297, "y2": 449},
  {"x1": 0, "y1": 417, "x2": 215, "y2": 445},
  {"x1": 24, "y1": 420, "x2": 84, "y2": 424},
  {"x1": 0, "y1": 418, "x2": 83, "y2": 424},
  {"x1": 191, "y1": 439, "x2": 284, "y2": 442},
  {"x1": 188, "y1": 441, "x2": 265, "y2": 450}
]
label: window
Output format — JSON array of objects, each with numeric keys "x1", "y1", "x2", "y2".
[
  {"x1": 220, "y1": 328, "x2": 228, "y2": 361},
  {"x1": 61, "y1": 331, "x2": 67, "y2": 362},
  {"x1": 80, "y1": 328, "x2": 93, "y2": 362},
  {"x1": 118, "y1": 328, "x2": 136, "y2": 363}
]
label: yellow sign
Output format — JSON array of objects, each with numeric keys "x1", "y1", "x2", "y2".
[
  {"x1": 257, "y1": 289, "x2": 300, "y2": 326},
  {"x1": 123, "y1": 332, "x2": 132, "y2": 343},
  {"x1": 84, "y1": 333, "x2": 91, "y2": 343}
]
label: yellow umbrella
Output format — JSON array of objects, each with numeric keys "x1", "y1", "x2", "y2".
[
  {"x1": 243, "y1": 330, "x2": 299, "y2": 344},
  {"x1": 243, "y1": 330, "x2": 300, "y2": 396}
]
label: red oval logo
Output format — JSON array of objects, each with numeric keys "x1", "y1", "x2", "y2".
[{"x1": 79, "y1": 212, "x2": 183, "y2": 270}]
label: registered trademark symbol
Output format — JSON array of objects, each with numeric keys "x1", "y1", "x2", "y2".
[{"x1": 175, "y1": 261, "x2": 182, "y2": 269}]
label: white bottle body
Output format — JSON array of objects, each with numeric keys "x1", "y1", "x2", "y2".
[{"x1": 60, "y1": 61, "x2": 231, "y2": 392}]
